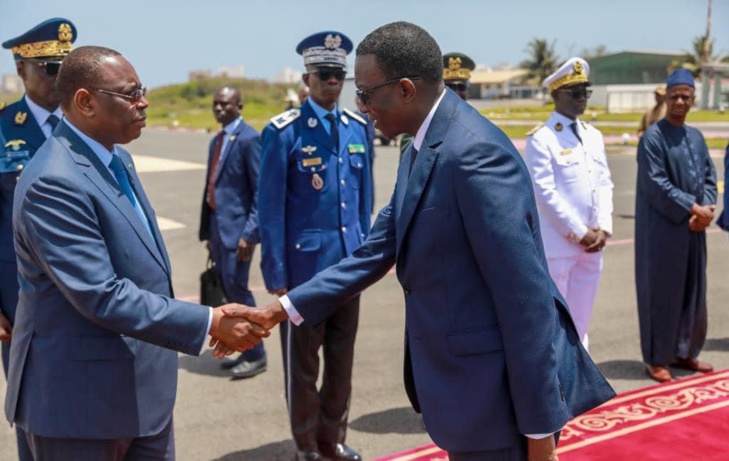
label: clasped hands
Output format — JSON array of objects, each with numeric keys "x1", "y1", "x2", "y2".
[
  {"x1": 207, "y1": 301, "x2": 288, "y2": 358},
  {"x1": 579, "y1": 227, "x2": 609, "y2": 252},
  {"x1": 689, "y1": 203, "x2": 715, "y2": 233}
]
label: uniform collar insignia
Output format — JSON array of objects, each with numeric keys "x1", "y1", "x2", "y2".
[
  {"x1": 555, "y1": 122, "x2": 563, "y2": 132},
  {"x1": 302, "y1": 145, "x2": 317, "y2": 155},
  {"x1": 308, "y1": 117, "x2": 318, "y2": 128},
  {"x1": 15, "y1": 111, "x2": 27, "y2": 125},
  {"x1": 5, "y1": 139, "x2": 27, "y2": 151}
]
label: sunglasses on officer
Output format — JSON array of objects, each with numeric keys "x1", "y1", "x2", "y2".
[
  {"x1": 22, "y1": 59, "x2": 63, "y2": 76},
  {"x1": 446, "y1": 81, "x2": 470, "y2": 93},
  {"x1": 558, "y1": 87, "x2": 592, "y2": 100},
  {"x1": 308, "y1": 68, "x2": 347, "y2": 82},
  {"x1": 92, "y1": 87, "x2": 148, "y2": 105}
]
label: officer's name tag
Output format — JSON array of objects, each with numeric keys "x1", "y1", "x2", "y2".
[
  {"x1": 560, "y1": 149, "x2": 573, "y2": 156},
  {"x1": 348, "y1": 144, "x2": 365, "y2": 154},
  {"x1": 302, "y1": 157, "x2": 322, "y2": 167}
]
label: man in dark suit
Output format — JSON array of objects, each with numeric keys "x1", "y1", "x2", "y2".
[
  {"x1": 7, "y1": 45, "x2": 265, "y2": 460},
  {"x1": 220, "y1": 22, "x2": 615, "y2": 461},
  {"x1": 0, "y1": 17, "x2": 78, "y2": 461},
  {"x1": 257, "y1": 31, "x2": 373, "y2": 461},
  {"x1": 199, "y1": 85, "x2": 267, "y2": 379}
]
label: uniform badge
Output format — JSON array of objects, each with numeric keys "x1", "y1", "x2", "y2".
[
  {"x1": 555, "y1": 122, "x2": 563, "y2": 132},
  {"x1": 311, "y1": 173, "x2": 324, "y2": 190},
  {"x1": 302, "y1": 157, "x2": 322, "y2": 167},
  {"x1": 560, "y1": 149, "x2": 573, "y2": 156},
  {"x1": 302, "y1": 145, "x2": 317, "y2": 156},
  {"x1": 308, "y1": 117, "x2": 318, "y2": 128},
  {"x1": 15, "y1": 111, "x2": 27, "y2": 125},
  {"x1": 5, "y1": 139, "x2": 27, "y2": 151},
  {"x1": 340, "y1": 114, "x2": 349, "y2": 126},
  {"x1": 58, "y1": 23, "x2": 73, "y2": 42},
  {"x1": 0, "y1": 101, "x2": 6, "y2": 111},
  {"x1": 229, "y1": 135, "x2": 236, "y2": 142},
  {"x1": 348, "y1": 144, "x2": 365, "y2": 154}
]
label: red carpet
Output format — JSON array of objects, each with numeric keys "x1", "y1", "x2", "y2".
[{"x1": 376, "y1": 369, "x2": 729, "y2": 460}]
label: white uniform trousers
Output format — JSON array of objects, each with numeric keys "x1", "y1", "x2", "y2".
[{"x1": 547, "y1": 251, "x2": 603, "y2": 350}]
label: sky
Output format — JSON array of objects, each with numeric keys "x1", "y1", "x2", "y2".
[{"x1": 0, "y1": 0, "x2": 727, "y2": 89}]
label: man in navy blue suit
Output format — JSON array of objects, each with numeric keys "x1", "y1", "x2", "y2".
[
  {"x1": 7, "y1": 45, "x2": 265, "y2": 460},
  {"x1": 221, "y1": 22, "x2": 615, "y2": 461},
  {"x1": 0, "y1": 17, "x2": 78, "y2": 461},
  {"x1": 257, "y1": 30, "x2": 372, "y2": 461},
  {"x1": 199, "y1": 85, "x2": 267, "y2": 379}
]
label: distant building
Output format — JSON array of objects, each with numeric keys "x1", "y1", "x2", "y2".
[
  {"x1": 469, "y1": 68, "x2": 532, "y2": 99},
  {"x1": 587, "y1": 51, "x2": 682, "y2": 85},
  {"x1": 218, "y1": 65, "x2": 245, "y2": 78},
  {"x1": 188, "y1": 69, "x2": 213, "y2": 80},
  {"x1": 1, "y1": 73, "x2": 22, "y2": 94},
  {"x1": 275, "y1": 67, "x2": 303, "y2": 84}
]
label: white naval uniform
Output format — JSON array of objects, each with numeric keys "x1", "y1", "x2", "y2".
[{"x1": 524, "y1": 111, "x2": 613, "y2": 349}]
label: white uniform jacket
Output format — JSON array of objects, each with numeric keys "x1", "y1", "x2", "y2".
[{"x1": 524, "y1": 112, "x2": 613, "y2": 258}]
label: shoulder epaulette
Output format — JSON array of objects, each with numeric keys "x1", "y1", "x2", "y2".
[
  {"x1": 526, "y1": 122, "x2": 545, "y2": 136},
  {"x1": 270, "y1": 108, "x2": 300, "y2": 130},
  {"x1": 342, "y1": 108, "x2": 367, "y2": 126},
  {"x1": 0, "y1": 102, "x2": 6, "y2": 111}
]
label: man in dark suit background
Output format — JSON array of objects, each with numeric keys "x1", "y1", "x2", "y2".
[
  {"x1": 0, "y1": 17, "x2": 78, "y2": 461},
  {"x1": 7, "y1": 45, "x2": 264, "y2": 460},
  {"x1": 221, "y1": 21, "x2": 615, "y2": 461},
  {"x1": 199, "y1": 85, "x2": 267, "y2": 379}
]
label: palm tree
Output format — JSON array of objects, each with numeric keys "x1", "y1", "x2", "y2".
[
  {"x1": 520, "y1": 38, "x2": 560, "y2": 85},
  {"x1": 671, "y1": 36, "x2": 723, "y2": 78}
]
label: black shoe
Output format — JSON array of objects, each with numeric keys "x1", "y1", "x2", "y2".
[
  {"x1": 219, "y1": 354, "x2": 246, "y2": 370},
  {"x1": 295, "y1": 451, "x2": 323, "y2": 461},
  {"x1": 230, "y1": 356, "x2": 267, "y2": 380},
  {"x1": 319, "y1": 443, "x2": 361, "y2": 461}
]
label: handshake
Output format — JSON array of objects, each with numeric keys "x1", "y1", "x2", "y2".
[{"x1": 207, "y1": 300, "x2": 289, "y2": 358}]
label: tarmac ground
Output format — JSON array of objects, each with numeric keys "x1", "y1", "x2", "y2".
[{"x1": 1, "y1": 127, "x2": 728, "y2": 460}]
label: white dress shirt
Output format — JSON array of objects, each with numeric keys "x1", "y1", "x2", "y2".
[{"x1": 25, "y1": 95, "x2": 62, "y2": 139}]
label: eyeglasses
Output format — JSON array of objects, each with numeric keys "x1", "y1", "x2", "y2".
[
  {"x1": 356, "y1": 76, "x2": 422, "y2": 106},
  {"x1": 23, "y1": 59, "x2": 62, "y2": 76},
  {"x1": 309, "y1": 69, "x2": 347, "y2": 81},
  {"x1": 446, "y1": 81, "x2": 469, "y2": 93},
  {"x1": 93, "y1": 87, "x2": 148, "y2": 105},
  {"x1": 667, "y1": 94, "x2": 695, "y2": 102},
  {"x1": 558, "y1": 88, "x2": 592, "y2": 100}
]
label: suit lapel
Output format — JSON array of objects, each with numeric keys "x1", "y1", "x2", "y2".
[
  {"x1": 214, "y1": 119, "x2": 244, "y2": 182},
  {"x1": 395, "y1": 90, "x2": 458, "y2": 257},
  {"x1": 55, "y1": 123, "x2": 168, "y2": 272}
]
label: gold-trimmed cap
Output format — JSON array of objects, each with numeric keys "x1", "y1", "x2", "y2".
[
  {"x1": 544, "y1": 57, "x2": 590, "y2": 92},
  {"x1": 296, "y1": 31, "x2": 352, "y2": 68},
  {"x1": 2, "y1": 18, "x2": 77, "y2": 59},
  {"x1": 443, "y1": 52, "x2": 475, "y2": 82}
]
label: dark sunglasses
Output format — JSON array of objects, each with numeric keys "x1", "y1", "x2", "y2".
[
  {"x1": 93, "y1": 87, "x2": 148, "y2": 105},
  {"x1": 309, "y1": 69, "x2": 347, "y2": 81},
  {"x1": 446, "y1": 81, "x2": 469, "y2": 92},
  {"x1": 24, "y1": 59, "x2": 62, "y2": 76},
  {"x1": 356, "y1": 76, "x2": 422, "y2": 106},
  {"x1": 558, "y1": 88, "x2": 592, "y2": 100}
]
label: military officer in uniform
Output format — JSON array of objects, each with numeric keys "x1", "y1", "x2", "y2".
[
  {"x1": 258, "y1": 31, "x2": 372, "y2": 461},
  {"x1": 0, "y1": 17, "x2": 77, "y2": 461},
  {"x1": 523, "y1": 57, "x2": 614, "y2": 351},
  {"x1": 401, "y1": 51, "x2": 475, "y2": 156}
]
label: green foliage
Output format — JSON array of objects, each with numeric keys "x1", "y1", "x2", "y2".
[
  {"x1": 145, "y1": 77, "x2": 295, "y2": 131},
  {"x1": 520, "y1": 38, "x2": 560, "y2": 85}
]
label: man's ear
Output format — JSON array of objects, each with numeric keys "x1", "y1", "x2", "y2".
[
  {"x1": 302, "y1": 73, "x2": 310, "y2": 87},
  {"x1": 16, "y1": 60, "x2": 27, "y2": 80},
  {"x1": 74, "y1": 89, "x2": 95, "y2": 117},
  {"x1": 400, "y1": 78, "x2": 418, "y2": 103}
]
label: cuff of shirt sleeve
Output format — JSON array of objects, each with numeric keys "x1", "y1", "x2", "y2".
[
  {"x1": 201, "y1": 306, "x2": 213, "y2": 355},
  {"x1": 279, "y1": 295, "x2": 303, "y2": 326},
  {"x1": 525, "y1": 432, "x2": 554, "y2": 439},
  {"x1": 568, "y1": 224, "x2": 589, "y2": 243}
]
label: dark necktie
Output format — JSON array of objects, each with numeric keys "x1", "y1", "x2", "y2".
[
  {"x1": 206, "y1": 131, "x2": 225, "y2": 209},
  {"x1": 409, "y1": 146, "x2": 419, "y2": 173},
  {"x1": 570, "y1": 122, "x2": 582, "y2": 144},
  {"x1": 109, "y1": 154, "x2": 153, "y2": 237},
  {"x1": 324, "y1": 113, "x2": 339, "y2": 151},
  {"x1": 47, "y1": 114, "x2": 60, "y2": 131}
]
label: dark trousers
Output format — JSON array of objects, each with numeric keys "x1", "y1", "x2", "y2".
[
  {"x1": 1, "y1": 259, "x2": 33, "y2": 461},
  {"x1": 209, "y1": 218, "x2": 264, "y2": 361},
  {"x1": 448, "y1": 436, "x2": 527, "y2": 461},
  {"x1": 280, "y1": 296, "x2": 360, "y2": 452},
  {"x1": 25, "y1": 417, "x2": 175, "y2": 461}
]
